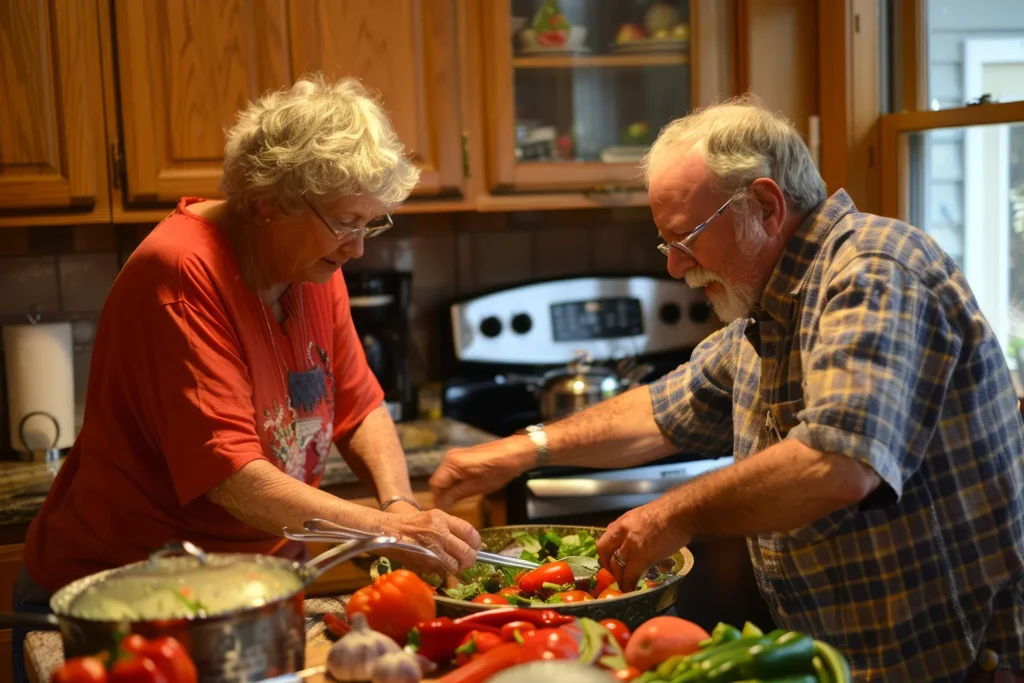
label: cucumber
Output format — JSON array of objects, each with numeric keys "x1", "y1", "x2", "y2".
[{"x1": 812, "y1": 641, "x2": 851, "y2": 683}]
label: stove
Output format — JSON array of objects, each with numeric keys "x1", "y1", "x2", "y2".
[{"x1": 440, "y1": 274, "x2": 775, "y2": 631}]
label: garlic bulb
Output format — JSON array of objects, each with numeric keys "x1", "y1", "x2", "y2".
[
  {"x1": 370, "y1": 650, "x2": 435, "y2": 683},
  {"x1": 326, "y1": 612, "x2": 401, "y2": 681}
]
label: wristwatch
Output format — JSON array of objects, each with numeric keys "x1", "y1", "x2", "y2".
[
  {"x1": 525, "y1": 423, "x2": 550, "y2": 469},
  {"x1": 379, "y1": 495, "x2": 422, "y2": 512}
]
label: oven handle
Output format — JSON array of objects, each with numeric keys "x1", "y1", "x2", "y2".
[{"x1": 526, "y1": 475, "x2": 696, "y2": 498}]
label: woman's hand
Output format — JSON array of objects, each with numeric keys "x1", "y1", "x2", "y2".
[{"x1": 380, "y1": 509, "x2": 482, "y2": 576}]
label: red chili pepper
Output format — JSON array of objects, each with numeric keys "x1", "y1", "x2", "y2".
[
  {"x1": 590, "y1": 568, "x2": 619, "y2": 598},
  {"x1": 518, "y1": 561, "x2": 574, "y2": 593},
  {"x1": 436, "y1": 642, "x2": 525, "y2": 683},
  {"x1": 322, "y1": 613, "x2": 351, "y2": 639},
  {"x1": 453, "y1": 608, "x2": 574, "y2": 628},
  {"x1": 408, "y1": 617, "x2": 501, "y2": 664},
  {"x1": 499, "y1": 621, "x2": 537, "y2": 642},
  {"x1": 454, "y1": 630, "x2": 505, "y2": 666}
]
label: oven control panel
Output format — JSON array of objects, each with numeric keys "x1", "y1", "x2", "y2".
[{"x1": 450, "y1": 276, "x2": 721, "y2": 365}]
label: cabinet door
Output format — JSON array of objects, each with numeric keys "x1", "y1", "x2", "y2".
[
  {"x1": 289, "y1": 0, "x2": 465, "y2": 198},
  {"x1": 113, "y1": 0, "x2": 292, "y2": 205},
  {"x1": 0, "y1": 0, "x2": 109, "y2": 213},
  {"x1": 484, "y1": 0, "x2": 699, "y2": 193}
]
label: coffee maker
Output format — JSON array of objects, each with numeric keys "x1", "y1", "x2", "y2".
[{"x1": 343, "y1": 270, "x2": 415, "y2": 422}]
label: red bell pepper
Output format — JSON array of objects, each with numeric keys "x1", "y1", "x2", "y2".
[
  {"x1": 119, "y1": 636, "x2": 197, "y2": 683},
  {"x1": 590, "y1": 568, "x2": 619, "y2": 598},
  {"x1": 52, "y1": 657, "x2": 109, "y2": 683},
  {"x1": 518, "y1": 561, "x2": 574, "y2": 593},
  {"x1": 109, "y1": 659, "x2": 168, "y2": 683},
  {"x1": 452, "y1": 608, "x2": 574, "y2": 629},
  {"x1": 408, "y1": 617, "x2": 501, "y2": 664},
  {"x1": 453, "y1": 630, "x2": 505, "y2": 666}
]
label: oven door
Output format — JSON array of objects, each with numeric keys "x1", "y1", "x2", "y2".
[{"x1": 502, "y1": 456, "x2": 777, "y2": 634}]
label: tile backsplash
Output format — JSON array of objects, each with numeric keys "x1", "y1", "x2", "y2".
[{"x1": 0, "y1": 208, "x2": 664, "y2": 456}]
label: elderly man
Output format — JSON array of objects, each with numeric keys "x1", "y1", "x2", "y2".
[{"x1": 429, "y1": 97, "x2": 1024, "y2": 682}]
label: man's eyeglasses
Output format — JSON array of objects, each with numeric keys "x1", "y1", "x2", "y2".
[
  {"x1": 304, "y1": 197, "x2": 393, "y2": 243},
  {"x1": 656, "y1": 197, "x2": 734, "y2": 259}
]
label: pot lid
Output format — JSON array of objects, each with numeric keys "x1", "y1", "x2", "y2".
[{"x1": 64, "y1": 541, "x2": 304, "y2": 621}]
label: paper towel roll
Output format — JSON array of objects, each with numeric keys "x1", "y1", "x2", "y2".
[{"x1": 3, "y1": 322, "x2": 75, "y2": 452}]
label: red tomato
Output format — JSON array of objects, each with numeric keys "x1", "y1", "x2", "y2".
[
  {"x1": 624, "y1": 616, "x2": 710, "y2": 672},
  {"x1": 521, "y1": 628, "x2": 579, "y2": 661},
  {"x1": 591, "y1": 568, "x2": 619, "y2": 598},
  {"x1": 52, "y1": 658, "x2": 108, "y2": 683},
  {"x1": 513, "y1": 570, "x2": 528, "y2": 587},
  {"x1": 499, "y1": 621, "x2": 537, "y2": 642},
  {"x1": 615, "y1": 666, "x2": 641, "y2": 681},
  {"x1": 600, "y1": 619, "x2": 632, "y2": 649},
  {"x1": 347, "y1": 569, "x2": 437, "y2": 644},
  {"x1": 471, "y1": 593, "x2": 509, "y2": 605},
  {"x1": 109, "y1": 658, "x2": 168, "y2": 683},
  {"x1": 598, "y1": 588, "x2": 624, "y2": 600},
  {"x1": 497, "y1": 586, "x2": 520, "y2": 597},
  {"x1": 518, "y1": 561, "x2": 574, "y2": 593},
  {"x1": 552, "y1": 590, "x2": 594, "y2": 603}
]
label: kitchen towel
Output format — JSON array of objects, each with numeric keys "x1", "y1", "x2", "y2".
[{"x1": 2, "y1": 322, "x2": 75, "y2": 452}]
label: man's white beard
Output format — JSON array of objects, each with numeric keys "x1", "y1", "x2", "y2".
[{"x1": 684, "y1": 267, "x2": 757, "y2": 322}]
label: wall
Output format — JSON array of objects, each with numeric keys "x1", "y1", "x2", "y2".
[{"x1": 0, "y1": 208, "x2": 664, "y2": 457}]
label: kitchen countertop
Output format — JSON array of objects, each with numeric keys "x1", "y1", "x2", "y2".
[
  {"x1": 0, "y1": 418, "x2": 497, "y2": 527},
  {"x1": 24, "y1": 595, "x2": 355, "y2": 683}
]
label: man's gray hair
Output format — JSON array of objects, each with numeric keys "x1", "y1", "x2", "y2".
[
  {"x1": 642, "y1": 94, "x2": 827, "y2": 213},
  {"x1": 220, "y1": 73, "x2": 420, "y2": 214}
]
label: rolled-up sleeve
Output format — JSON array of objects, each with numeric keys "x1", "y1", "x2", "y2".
[
  {"x1": 648, "y1": 325, "x2": 737, "y2": 456},
  {"x1": 789, "y1": 256, "x2": 960, "y2": 502}
]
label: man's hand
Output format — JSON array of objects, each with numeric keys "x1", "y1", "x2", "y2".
[
  {"x1": 597, "y1": 495, "x2": 693, "y2": 593},
  {"x1": 429, "y1": 436, "x2": 535, "y2": 511}
]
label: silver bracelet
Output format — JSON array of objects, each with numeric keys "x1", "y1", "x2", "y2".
[
  {"x1": 379, "y1": 494, "x2": 422, "y2": 512},
  {"x1": 525, "y1": 424, "x2": 550, "y2": 468}
]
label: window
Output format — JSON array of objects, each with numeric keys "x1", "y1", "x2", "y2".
[{"x1": 882, "y1": 0, "x2": 1024, "y2": 385}]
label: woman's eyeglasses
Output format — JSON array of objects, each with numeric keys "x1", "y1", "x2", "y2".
[
  {"x1": 304, "y1": 197, "x2": 393, "y2": 243},
  {"x1": 656, "y1": 197, "x2": 734, "y2": 259}
]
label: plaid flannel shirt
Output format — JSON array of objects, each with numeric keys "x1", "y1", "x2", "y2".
[{"x1": 650, "y1": 190, "x2": 1024, "y2": 682}]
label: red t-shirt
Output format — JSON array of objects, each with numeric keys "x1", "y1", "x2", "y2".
[{"x1": 24, "y1": 198, "x2": 384, "y2": 593}]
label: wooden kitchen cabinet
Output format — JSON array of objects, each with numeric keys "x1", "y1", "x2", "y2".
[
  {"x1": 480, "y1": 0, "x2": 734, "y2": 197},
  {"x1": 112, "y1": 0, "x2": 293, "y2": 205},
  {"x1": 0, "y1": 0, "x2": 111, "y2": 219},
  {"x1": 112, "y1": 0, "x2": 465, "y2": 208},
  {"x1": 289, "y1": 0, "x2": 466, "y2": 199}
]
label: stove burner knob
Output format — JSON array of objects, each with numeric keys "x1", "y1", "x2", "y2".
[
  {"x1": 689, "y1": 301, "x2": 712, "y2": 323},
  {"x1": 511, "y1": 313, "x2": 533, "y2": 334},
  {"x1": 659, "y1": 302, "x2": 682, "y2": 325},
  {"x1": 480, "y1": 316, "x2": 503, "y2": 338}
]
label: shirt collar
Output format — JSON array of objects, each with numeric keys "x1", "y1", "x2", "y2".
[{"x1": 752, "y1": 189, "x2": 858, "y2": 328}]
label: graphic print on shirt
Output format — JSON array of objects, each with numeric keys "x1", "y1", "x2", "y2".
[{"x1": 262, "y1": 343, "x2": 335, "y2": 482}]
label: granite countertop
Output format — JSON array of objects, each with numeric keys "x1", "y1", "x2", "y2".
[
  {"x1": 0, "y1": 418, "x2": 497, "y2": 527},
  {"x1": 25, "y1": 595, "x2": 354, "y2": 683}
]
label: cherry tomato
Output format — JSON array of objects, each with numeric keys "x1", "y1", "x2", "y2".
[
  {"x1": 615, "y1": 666, "x2": 642, "y2": 681},
  {"x1": 598, "y1": 588, "x2": 624, "y2": 600},
  {"x1": 471, "y1": 593, "x2": 509, "y2": 605},
  {"x1": 600, "y1": 619, "x2": 632, "y2": 648},
  {"x1": 552, "y1": 590, "x2": 594, "y2": 603},
  {"x1": 52, "y1": 657, "x2": 108, "y2": 683},
  {"x1": 499, "y1": 621, "x2": 537, "y2": 642},
  {"x1": 521, "y1": 628, "x2": 579, "y2": 661},
  {"x1": 497, "y1": 586, "x2": 520, "y2": 597}
]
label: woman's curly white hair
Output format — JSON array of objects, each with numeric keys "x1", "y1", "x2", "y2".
[{"x1": 220, "y1": 73, "x2": 420, "y2": 213}]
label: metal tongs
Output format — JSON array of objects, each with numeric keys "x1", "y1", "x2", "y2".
[{"x1": 283, "y1": 518, "x2": 540, "y2": 571}]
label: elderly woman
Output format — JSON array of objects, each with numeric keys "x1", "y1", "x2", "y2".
[{"x1": 13, "y1": 74, "x2": 480, "y2": 679}]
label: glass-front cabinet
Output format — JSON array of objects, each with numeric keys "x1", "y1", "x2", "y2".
[{"x1": 483, "y1": 0, "x2": 697, "y2": 194}]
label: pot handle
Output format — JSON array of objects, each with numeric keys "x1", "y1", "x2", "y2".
[
  {"x1": 301, "y1": 534, "x2": 397, "y2": 583},
  {"x1": 0, "y1": 612, "x2": 61, "y2": 631}
]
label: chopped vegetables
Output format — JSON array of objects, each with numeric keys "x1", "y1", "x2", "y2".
[{"x1": 50, "y1": 635, "x2": 197, "y2": 683}]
